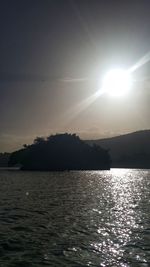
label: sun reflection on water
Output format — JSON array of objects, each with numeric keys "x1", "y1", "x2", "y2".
[
  {"x1": 90, "y1": 169, "x2": 149, "y2": 266},
  {"x1": 0, "y1": 170, "x2": 149, "y2": 267}
]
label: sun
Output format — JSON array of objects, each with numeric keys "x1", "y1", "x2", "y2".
[{"x1": 102, "y1": 68, "x2": 132, "y2": 97}]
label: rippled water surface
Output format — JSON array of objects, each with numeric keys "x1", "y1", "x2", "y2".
[{"x1": 0, "y1": 169, "x2": 150, "y2": 267}]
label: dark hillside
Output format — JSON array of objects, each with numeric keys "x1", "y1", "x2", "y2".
[
  {"x1": 86, "y1": 130, "x2": 150, "y2": 168},
  {"x1": 0, "y1": 153, "x2": 10, "y2": 167}
]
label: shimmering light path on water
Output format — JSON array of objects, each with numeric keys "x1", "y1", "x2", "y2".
[{"x1": 0, "y1": 169, "x2": 150, "y2": 266}]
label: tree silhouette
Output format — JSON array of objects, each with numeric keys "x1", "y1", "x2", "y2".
[{"x1": 9, "y1": 133, "x2": 111, "y2": 171}]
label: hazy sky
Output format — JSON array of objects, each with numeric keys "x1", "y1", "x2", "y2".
[{"x1": 1, "y1": 0, "x2": 150, "y2": 152}]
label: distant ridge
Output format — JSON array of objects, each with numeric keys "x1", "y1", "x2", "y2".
[
  {"x1": 86, "y1": 130, "x2": 150, "y2": 168},
  {"x1": 1, "y1": 130, "x2": 150, "y2": 169},
  {"x1": 0, "y1": 153, "x2": 10, "y2": 167}
]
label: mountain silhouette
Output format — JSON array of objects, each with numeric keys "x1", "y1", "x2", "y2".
[
  {"x1": 86, "y1": 130, "x2": 150, "y2": 168},
  {"x1": 0, "y1": 153, "x2": 10, "y2": 167}
]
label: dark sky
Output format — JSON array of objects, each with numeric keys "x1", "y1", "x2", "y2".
[{"x1": 0, "y1": 0, "x2": 150, "y2": 152}]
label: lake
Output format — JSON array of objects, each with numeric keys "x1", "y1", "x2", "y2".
[{"x1": 0, "y1": 169, "x2": 149, "y2": 267}]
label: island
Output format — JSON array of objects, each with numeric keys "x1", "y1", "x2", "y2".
[{"x1": 8, "y1": 133, "x2": 111, "y2": 171}]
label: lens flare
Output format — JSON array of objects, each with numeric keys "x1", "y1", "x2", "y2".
[{"x1": 103, "y1": 69, "x2": 132, "y2": 97}]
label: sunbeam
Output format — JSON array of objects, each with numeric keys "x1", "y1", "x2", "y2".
[
  {"x1": 64, "y1": 89, "x2": 104, "y2": 124},
  {"x1": 129, "y1": 51, "x2": 150, "y2": 73}
]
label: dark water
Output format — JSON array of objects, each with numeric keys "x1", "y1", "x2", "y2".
[{"x1": 0, "y1": 169, "x2": 150, "y2": 267}]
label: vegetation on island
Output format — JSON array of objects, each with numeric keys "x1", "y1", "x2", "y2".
[{"x1": 8, "y1": 133, "x2": 111, "y2": 171}]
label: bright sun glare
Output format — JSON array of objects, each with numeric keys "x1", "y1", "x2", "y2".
[{"x1": 103, "y1": 68, "x2": 132, "y2": 97}]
